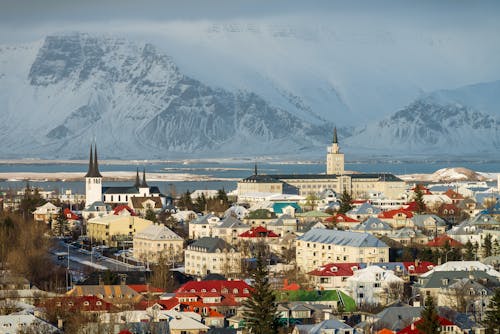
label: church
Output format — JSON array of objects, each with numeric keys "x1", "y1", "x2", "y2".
[
  {"x1": 237, "y1": 128, "x2": 406, "y2": 199},
  {"x1": 84, "y1": 144, "x2": 162, "y2": 208}
]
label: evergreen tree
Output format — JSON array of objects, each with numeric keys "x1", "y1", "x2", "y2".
[
  {"x1": 483, "y1": 233, "x2": 493, "y2": 258},
  {"x1": 145, "y1": 208, "x2": 157, "y2": 223},
  {"x1": 242, "y1": 252, "x2": 279, "y2": 334},
  {"x1": 485, "y1": 288, "x2": 500, "y2": 334},
  {"x1": 338, "y1": 190, "x2": 353, "y2": 214},
  {"x1": 414, "y1": 186, "x2": 426, "y2": 213},
  {"x1": 464, "y1": 240, "x2": 475, "y2": 261},
  {"x1": 216, "y1": 188, "x2": 229, "y2": 203},
  {"x1": 493, "y1": 239, "x2": 500, "y2": 256},
  {"x1": 416, "y1": 296, "x2": 441, "y2": 334},
  {"x1": 53, "y1": 210, "x2": 68, "y2": 237}
]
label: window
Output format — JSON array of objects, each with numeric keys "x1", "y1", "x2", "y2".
[{"x1": 83, "y1": 301, "x2": 90, "y2": 306}]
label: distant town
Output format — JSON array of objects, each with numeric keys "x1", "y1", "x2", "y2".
[{"x1": 0, "y1": 129, "x2": 499, "y2": 334}]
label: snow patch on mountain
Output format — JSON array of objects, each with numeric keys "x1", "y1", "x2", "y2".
[{"x1": 398, "y1": 167, "x2": 491, "y2": 182}]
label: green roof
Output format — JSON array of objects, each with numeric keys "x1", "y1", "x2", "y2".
[
  {"x1": 278, "y1": 290, "x2": 356, "y2": 312},
  {"x1": 247, "y1": 209, "x2": 277, "y2": 219},
  {"x1": 272, "y1": 202, "x2": 302, "y2": 214},
  {"x1": 296, "y1": 210, "x2": 331, "y2": 218}
]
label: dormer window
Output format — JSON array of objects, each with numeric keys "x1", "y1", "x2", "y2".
[
  {"x1": 83, "y1": 301, "x2": 90, "y2": 306},
  {"x1": 233, "y1": 288, "x2": 239, "y2": 294}
]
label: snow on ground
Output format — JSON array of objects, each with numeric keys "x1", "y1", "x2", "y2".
[{"x1": 398, "y1": 167, "x2": 495, "y2": 182}]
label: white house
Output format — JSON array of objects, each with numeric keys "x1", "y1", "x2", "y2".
[{"x1": 346, "y1": 265, "x2": 404, "y2": 306}]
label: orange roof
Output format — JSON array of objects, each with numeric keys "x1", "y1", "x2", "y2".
[
  {"x1": 325, "y1": 213, "x2": 359, "y2": 223},
  {"x1": 427, "y1": 235, "x2": 462, "y2": 248},
  {"x1": 377, "y1": 329, "x2": 395, "y2": 334},
  {"x1": 128, "y1": 284, "x2": 165, "y2": 294}
]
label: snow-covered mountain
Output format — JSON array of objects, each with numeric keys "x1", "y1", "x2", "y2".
[
  {"x1": 344, "y1": 82, "x2": 500, "y2": 158},
  {"x1": 0, "y1": 33, "x2": 331, "y2": 159},
  {"x1": 1, "y1": 32, "x2": 499, "y2": 160}
]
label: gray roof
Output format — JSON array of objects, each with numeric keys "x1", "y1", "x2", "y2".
[
  {"x1": 411, "y1": 214, "x2": 447, "y2": 227},
  {"x1": 418, "y1": 270, "x2": 500, "y2": 289},
  {"x1": 374, "y1": 306, "x2": 422, "y2": 331},
  {"x1": 348, "y1": 202, "x2": 381, "y2": 215},
  {"x1": 188, "y1": 237, "x2": 234, "y2": 253},
  {"x1": 308, "y1": 318, "x2": 353, "y2": 334},
  {"x1": 84, "y1": 201, "x2": 112, "y2": 211},
  {"x1": 447, "y1": 220, "x2": 482, "y2": 236},
  {"x1": 297, "y1": 229, "x2": 388, "y2": 248},
  {"x1": 388, "y1": 227, "x2": 425, "y2": 239},
  {"x1": 351, "y1": 217, "x2": 392, "y2": 232},
  {"x1": 191, "y1": 213, "x2": 218, "y2": 225},
  {"x1": 218, "y1": 216, "x2": 248, "y2": 229}
]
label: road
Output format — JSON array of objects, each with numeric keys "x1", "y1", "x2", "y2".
[{"x1": 51, "y1": 239, "x2": 146, "y2": 280}]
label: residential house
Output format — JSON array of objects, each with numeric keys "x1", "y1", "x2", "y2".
[
  {"x1": 243, "y1": 209, "x2": 278, "y2": 227},
  {"x1": 33, "y1": 202, "x2": 60, "y2": 224},
  {"x1": 86, "y1": 215, "x2": 153, "y2": 247},
  {"x1": 411, "y1": 214, "x2": 447, "y2": 236},
  {"x1": 295, "y1": 229, "x2": 389, "y2": 272},
  {"x1": 66, "y1": 283, "x2": 144, "y2": 309},
  {"x1": 189, "y1": 214, "x2": 221, "y2": 239},
  {"x1": 0, "y1": 314, "x2": 58, "y2": 334},
  {"x1": 437, "y1": 203, "x2": 462, "y2": 224},
  {"x1": 444, "y1": 189, "x2": 465, "y2": 205},
  {"x1": 184, "y1": 237, "x2": 242, "y2": 277},
  {"x1": 397, "y1": 316, "x2": 459, "y2": 334},
  {"x1": 82, "y1": 201, "x2": 113, "y2": 219},
  {"x1": 324, "y1": 213, "x2": 360, "y2": 229},
  {"x1": 212, "y1": 216, "x2": 250, "y2": 244},
  {"x1": 357, "y1": 304, "x2": 422, "y2": 333},
  {"x1": 350, "y1": 217, "x2": 392, "y2": 236},
  {"x1": 239, "y1": 226, "x2": 279, "y2": 242},
  {"x1": 346, "y1": 266, "x2": 404, "y2": 306},
  {"x1": 308, "y1": 263, "x2": 360, "y2": 290},
  {"x1": 133, "y1": 223, "x2": 184, "y2": 264},
  {"x1": 378, "y1": 209, "x2": 414, "y2": 229},
  {"x1": 266, "y1": 214, "x2": 298, "y2": 236},
  {"x1": 129, "y1": 196, "x2": 163, "y2": 216},
  {"x1": 347, "y1": 202, "x2": 381, "y2": 221},
  {"x1": 386, "y1": 228, "x2": 428, "y2": 246},
  {"x1": 292, "y1": 318, "x2": 356, "y2": 334},
  {"x1": 224, "y1": 205, "x2": 248, "y2": 220},
  {"x1": 175, "y1": 279, "x2": 252, "y2": 317},
  {"x1": 426, "y1": 235, "x2": 463, "y2": 249},
  {"x1": 416, "y1": 270, "x2": 499, "y2": 309}
]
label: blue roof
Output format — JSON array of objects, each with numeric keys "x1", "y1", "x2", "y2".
[
  {"x1": 272, "y1": 202, "x2": 302, "y2": 214},
  {"x1": 297, "y1": 229, "x2": 388, "y2": 248}
]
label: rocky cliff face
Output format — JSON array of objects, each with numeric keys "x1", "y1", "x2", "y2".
[{"x1": 0, "y1": 33, "x2": 329, "y2": 159}]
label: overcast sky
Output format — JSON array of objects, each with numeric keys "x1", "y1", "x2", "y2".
[{"x1": 2, "y1": 0, "x2": 500, "y2": 43}]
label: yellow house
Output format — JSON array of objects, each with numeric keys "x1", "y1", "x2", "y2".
[
  {"x1": 86, "y1": 215, "x2": 154, "y2": 247},
  {"x1": 133, "y1": 224, "x2": 184, "y2": 264}
]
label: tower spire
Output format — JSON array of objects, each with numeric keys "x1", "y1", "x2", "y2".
[
  {"x1": 333, "y1": 127, "x2": 338, "y2": 144},
  {"x1": 141, "y1": 168, "x2": 148, "y2": 188},
  {"x1": 134, "y1": 168, "x2": 140, "y2": 188},
  {"x1": 254, "y1": 162, "x2": 258, "y2": 176},
  {"x1": 92, "y1": 144, "x2": 102, "y2": 177},
  {"x1": 85, "y1": 145, "x2": 94, "y2": 177}
]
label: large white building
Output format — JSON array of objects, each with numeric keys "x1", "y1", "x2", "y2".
[
  {"x1": 296, "y1": 229, "x2": 389, "y2": 272},
  {"x1": 133, "y1": 224, "x2": 184, "y2": 264},
  {"x1": 237, "y1": 129, "x2": 406, "y2": 199}
]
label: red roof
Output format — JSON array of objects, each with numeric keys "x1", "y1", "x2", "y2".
[
  {"x1": 282, "y1": 279, "x2": 300, "y2": 291},
  {"x1": 135, "y1": 298, "x2": 180, "y2": 310},
  {"x1": 176, "y1": 280, "x2": 252, "y2": 298},
  {"x1": 402, "y1": 261, "x2": 435, "y2": 275},
  {"x1": 128, "y1": 284, "x2": 165, "y2": 294},
  {"x1": 444, "y1": 189, "x2": 464, "y2": 200},
  {"x1": 397, "y1": 316, "x2": 454, "y2": 334},
  {"x1": 378, "y1": 208, "x2": 414, "y2": 219},
  {"x1": 426, "y1": 235, "x2": 463, "y2": 248},
  {"x1": 308, "y1": 263, "x2": 360, "y2": 277},
  {"x1": 325, "y1": 213, "x2": 359, "y2": 223},
  {"x1": 239, "y1": 226, "x2": 279, "y2": 238},
  {"x1": 352, "y1": 200, "x2": 368, "y2": 205},
  {"x1": 64, "y1": 208, "x2": 80, "y2": 221},
  {"x1": 113, "y1": 205, "x2": 137, "y2": 216}
]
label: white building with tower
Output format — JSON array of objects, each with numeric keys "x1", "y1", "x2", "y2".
[{"x1": 85, "y1": 144, "x2": 102, "y2": 208}]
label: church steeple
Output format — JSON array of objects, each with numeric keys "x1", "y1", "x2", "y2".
[
  {"x1": 254, "y1": 162, "x2": 258, "y2": 176},
  {"x1": 92, "y1": 144, "x2": 102, "y2": 177},
  {"x1": 141, "y1": 168, "x2": 148, "y2": 188},
  {"x1": 134, "y1": 168, "x2": 141, "y2": 188},
  {"x1": 85, "y1": 145, "x2": 94, "y2": 177},
  {"x1": 333, "y1": 127, "x2": 338, "y2": 144}
]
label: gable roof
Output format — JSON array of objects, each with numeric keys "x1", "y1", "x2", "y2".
[
  {"x1": 176, "y1": 280, "x2": 252, "y2": 298},
  {"x1": 130, "y1": 196, "x2": 162, "y2": 209},
  {"x1": 272, "y1": 202, "x2": 302, "y2": 214},
  {"x1": 325, "y1": 213, "x2": 359, "y2": 223},
  {"x1": 426, "y1": 235, "x2": 463, "y2": 248},
  {"x1": 348, "y1": 202, "x2": 381, "y2": 215},
  {"x1": 352, "y1": 217, "x2": 392, "y2": 231},
  {"x1": 134, "y1": 224, "x2": 183, "y2": 241},
  {"x1": 308, "y1": 263, "x2": 360, "y2": 277},
  {"x1": 239, "y1": 226, "x2": 279, "y2": 238},
  {"x1": 397, "y1": 316, "x2": 453, "y2": 334},
  {"x1": 378, "y1": 208, "x2": 414, "y2": 219},
  {"x1": 298, "y1": 229, "x2": 388, "y2": 248},
  {"x1": 188, "y1": 237, "x2": 234, "y2": 253},
  {"x1": 113, "y1": 205, "x2": 137, "y2": 216}
]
